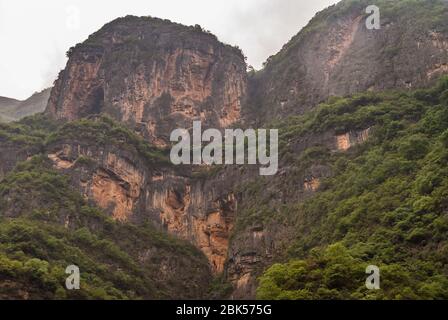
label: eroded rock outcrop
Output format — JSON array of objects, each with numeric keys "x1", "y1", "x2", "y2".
[
  {"x1": 46, "y1": 16, "x2": 247, "y2": 147},
  {"x1": 45, "y1": 134, "x2": 239, "y2": 274},
  {"x1": 144, "y1": 172, "x2": 239, "y2": 274},
  {"x1": 336, "y1": 127, "x2": 371, "y2": 151}
]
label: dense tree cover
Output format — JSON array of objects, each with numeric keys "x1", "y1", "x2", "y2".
[
  {"x1": 257, "y1": 243, "x2": 448, "y2": 300},
  {"x1": 0, "y1": 154, "x2": 210, "y2": 300},
  {"x1": 0, "y1": 113, "x2": 57, "y2": 148},
  {"x1": 256, "y1": 77, "x2": 448, "y2": 300}
]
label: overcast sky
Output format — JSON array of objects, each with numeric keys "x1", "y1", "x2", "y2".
[{"x1": 0, "y1": 0, "x2": 339, "y2": 100}]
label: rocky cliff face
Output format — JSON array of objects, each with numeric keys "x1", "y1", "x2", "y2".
[
  {"x1": 247, "y1": 0, "x2": 448, "y2": 124},
  {"x1": 43, "y1": 116, "x2": 243, "y2": 274},
  {"x1": 44, "y1": 15, "x2": 248, "y2": 274},
  {"x1": 46, "y1": 16, "x2": 247, "y2": 147}
]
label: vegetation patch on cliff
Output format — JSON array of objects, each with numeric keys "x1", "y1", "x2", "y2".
[{"x1": 46, "y1": 115, "x2": 170, "y2": 165}]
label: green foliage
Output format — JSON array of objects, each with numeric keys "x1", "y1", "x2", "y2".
[
  {"x1": 46, "y1": 115, "x2": 170, "y2": 165},
  {"x1": 254, "y1": 77, "x2": 448, "y2": 300},
  {"x1": 258, "y1": 243, "x2": 448, "y2": 300}
]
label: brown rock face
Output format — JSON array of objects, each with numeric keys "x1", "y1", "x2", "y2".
[
  {"x1": 91, "y1": 153, "x2": 145, "y2": 222},
  {"x1": 45, "y1": 132, "x2": 239, "y2": 274},
  {"x1": 43, "y1": 17, "x2": 247, "y2": 274},
  {"x1": 46, "y1": 16, "x2": 247, "y2": 146},
  {"x1": 191, "y1": 194, "x2": 236, "y2": 273},
  {"x1": 335, "y1": 127, "x2": 371, "y2": 151},
  {"x1": 147, "y1": 175, "x2": 237, "y2": 274}
]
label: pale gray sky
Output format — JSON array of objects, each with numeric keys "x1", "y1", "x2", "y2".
[{"x1": 0, "y1": 0, "x2": 339, "y2": 100}]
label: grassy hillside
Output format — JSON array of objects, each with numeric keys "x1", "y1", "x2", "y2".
[{"x1": 255, "y1": 77, "x2": 448, "y2": 300}]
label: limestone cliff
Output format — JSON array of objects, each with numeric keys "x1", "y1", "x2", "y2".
[
  {"x1": 46, "y1": 16, "x2": 247, "y2": 146},
  {"x1": 44, "y1": 117, "x2": 240, "y2": 274}
]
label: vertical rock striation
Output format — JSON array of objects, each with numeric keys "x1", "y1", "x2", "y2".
[{"x1": 46, "y1": 16, "x2": 247, "y2": 147}]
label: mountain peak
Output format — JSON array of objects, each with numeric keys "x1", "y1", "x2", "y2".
[
  {"x1": 47, "y1": 16, "x2": 247, "y2": 147},
  {"x1": 247, "y1": 0, "x2": 448, "y2": 124}
]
